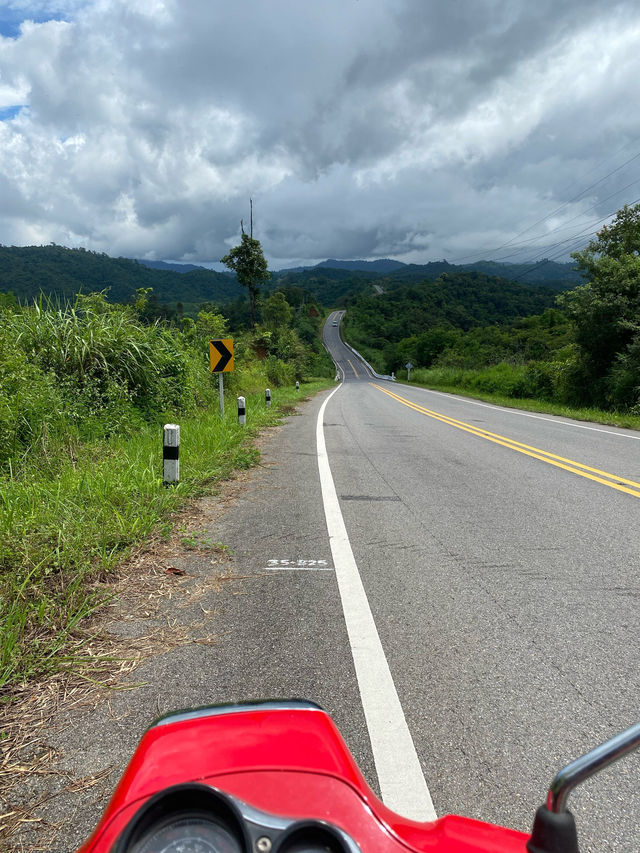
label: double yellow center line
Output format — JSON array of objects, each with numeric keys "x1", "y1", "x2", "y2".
[
  {"x1": 372, "y1": 383, "x2": 640, "y2": 500},
  {"x1": 347, "y1": 359, "x2": 360, "y2": 378}
]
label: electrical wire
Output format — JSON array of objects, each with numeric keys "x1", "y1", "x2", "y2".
[
  {"x1": 449, "y1": 142, "x2": 640, "y2": 264},
  {"x1": 514, "y1": 193, "x2": 640, "y2": 282},
  {"x1": 491, "y1": 177, "x2": 640, "y2": 263}
]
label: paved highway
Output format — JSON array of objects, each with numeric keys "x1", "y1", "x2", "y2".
[
  {"x1": 316, "y1": 310, "x2": 638, "y2": 850},
  {"x1": 20, "y1": 312, "x2": 638, "y2": 853},
  {"x1": 106, "y1": 310, "x2": 637, "y2": 853}
]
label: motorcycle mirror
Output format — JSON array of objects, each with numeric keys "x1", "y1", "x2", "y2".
[{"x1": 527, "y1": 721, "x2": 640, "y2": 853}]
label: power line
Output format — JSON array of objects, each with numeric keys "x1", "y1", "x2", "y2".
[
  {"x1": 491, "y1": 176, "x2": 640, "y2": 263},
  {"x1": 514, "y1": 193, "x2": 640, "y2": 282},
  {"x1": 449, "y1": 143, "x2": 640, "y2": 264}
]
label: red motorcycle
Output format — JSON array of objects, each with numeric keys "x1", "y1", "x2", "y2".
[{"x1": 77, "y1": 700, "x2": 638, "y2": 853}]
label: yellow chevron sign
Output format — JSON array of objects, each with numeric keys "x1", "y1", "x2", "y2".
[{"x1": 209, "y1": 338, "x2": 234, "y2": 372}]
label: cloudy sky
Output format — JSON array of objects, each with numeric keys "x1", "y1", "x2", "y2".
[{"x1": 1, "y1": 0, "x2": 639, "y2": 270}]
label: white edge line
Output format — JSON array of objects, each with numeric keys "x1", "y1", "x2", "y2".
[
  {"x1": 317, "y1": 383, "x2": 436, "y2": 821},
  {"x1": 408, "y1": 385, "x2": 640, "y2": 440}
]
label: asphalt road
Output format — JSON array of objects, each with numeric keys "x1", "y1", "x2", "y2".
[
  {"x1": 14, "y1": 313, "x2": 637, "y2": 853},
  {"x1": 315, "y1": 311, "x2": 638, "y2": 850}
]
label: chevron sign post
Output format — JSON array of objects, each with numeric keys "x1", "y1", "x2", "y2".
[{"x1": 209, "y1": 338, "x2": 234, "y2": 416}]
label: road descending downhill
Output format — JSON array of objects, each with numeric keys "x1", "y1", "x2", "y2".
[
  {"x1": 30, "y1": 311, "x2": 636, "y2": 853},
  {"x1": 316, "y1": 311, "x2": 638, "y2": 852}
]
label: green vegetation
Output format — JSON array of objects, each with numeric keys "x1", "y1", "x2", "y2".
[
  {"x1": 0, "y1": 287, "x2": 334, "y2": 691},
  {"x1": 0, "y1": 244, "x2": 243, "y2": 311},
  {"x1": 221, "y1": 229, "x2": 270, "y2": 327},
  {"x1": 560, "y1": 204, "x2": 640, "y2": 409},
  {"x1": 0, "y1": 245, "x2": 580, "y2": 316},
  {"x1": 343, "y1": 204, "x2": 640, "y2": 417},
  {"x1": 342, "y1": 271, "x2": 561, "y2": 373}
]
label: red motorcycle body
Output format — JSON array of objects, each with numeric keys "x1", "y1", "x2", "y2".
[{"x1": 77, "y1": 702, "x2": 529, "y2": 853}]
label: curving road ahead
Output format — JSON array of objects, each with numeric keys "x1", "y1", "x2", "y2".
[{"x1": 318, "y1": 310, "x2": 639, "y2": 851}]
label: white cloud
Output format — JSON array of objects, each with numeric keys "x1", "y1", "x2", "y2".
[{"x1": 0, "y1": 0, "x2": 639, "y2": 265}]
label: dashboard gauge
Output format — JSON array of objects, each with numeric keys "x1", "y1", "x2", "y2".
[{"x1": 130, "y1": 815, "x2": 243, "y2": 853}]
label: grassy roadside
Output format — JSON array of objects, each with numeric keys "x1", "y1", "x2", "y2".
[
  {"x1": 0, "y1": 380, "x2": 333, "y2": 693},
  {"x1": 394, "y1": 372, "x2": 640, "y2": 430}
]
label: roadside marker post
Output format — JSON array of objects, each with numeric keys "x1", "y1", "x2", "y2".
[
  {"x1": 209, "y1": 338, "x2": 234, "y2": 417},
  {"x1": 238, "y1": 396, "x2": 246, "y2": 426},
  {"x1": 296, "y1": 381, "x2": 300, "y2": 391},
  {"x1": 406, "y1": 361, "x2": 413, "y2": 382},
  {"x1": 163, "y1": 424, "x2": 180, "y2": 485},
  {"x1": 265, "y1": 388, "x2": 271, "y2": 407}
]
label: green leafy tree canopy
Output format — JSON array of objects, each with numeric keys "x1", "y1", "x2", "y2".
[
  {"x1": 261, "y1": 290, "x2": 293, "y2": 330},
  {"x1": 562, "y1": 203, "x2": 640, "y2": 406},
  {"x1": 221, "y1": 233, "x2": 270, "y2": 327}
]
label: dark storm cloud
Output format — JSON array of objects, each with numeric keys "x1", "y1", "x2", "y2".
[{"x1": 0, "y1": 0, "x2": 639, "y2": 264}]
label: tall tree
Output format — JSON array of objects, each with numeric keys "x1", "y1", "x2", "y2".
[
  {"x1": 562, "y1": 203, "x2": 640, "y2": 405},
  {"x1": 221, "y1": 205, "x2": 270, "y2": 327}
]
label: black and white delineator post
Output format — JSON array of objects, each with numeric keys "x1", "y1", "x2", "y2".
[
  {"x1": 296, "y1": 381, "x2": 299, "y2": 391},
  {"x1": 238, "y1": 396, "x2": 246, "y2": 426},
  {"x1": 265, "y1": 388, "x2": 271, "y2": 407},
  {"x1": 163, "y1": 424, "x2": 180, "y2": 484}
]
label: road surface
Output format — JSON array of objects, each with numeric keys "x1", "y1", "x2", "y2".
[
  {"x1": 27, "y1": 311, "x2": 638, "y2": 853},
  {"x1": 209, "y1": 310, "x2": 638, "y2": 850}
]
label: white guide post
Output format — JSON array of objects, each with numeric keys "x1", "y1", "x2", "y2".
[
  {"x1": 163, "y1": 424, "x2": 180, "y2": 484},
  {"x1": 238, "y1": 396, "x2": 246, "y2": 426}
]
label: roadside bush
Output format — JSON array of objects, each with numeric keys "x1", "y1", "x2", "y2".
[
  {"x1": 521, "y1": 361, "x2": 556, "y2": 400},
  {"x1": 7, "y1": 294, "x2": 194, "y2": 414},
  {"x1": 606, "y1": 336, "x2": 640, "y2": 409},
  {"x1": 466, "y1": 363, "x2": 528, "y2": 396},
  {"x1": 0, "y1": 338, "x2": 65, "y2": 465},
  {"x1": 265, "y1": 355, "x2": 296, "y2": 386}
]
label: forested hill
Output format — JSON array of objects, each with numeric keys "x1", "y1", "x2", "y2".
[
  {"x1": 0, "y1": 245, "x2": 243, "y2": 305},
  {"x1": 343, "y1": 270, "x2": 560, "y2": 351},
  {"x1": 277, "y1": 258, "x2": 583, "y2": 288},
  {"x1": 0, "y1": 244, "x2": 582, "y2": 310},
  {"x1": 273, "y1": 258, "x2": 582, "y2": 306},
  {"x1": 382, "y1": 259, "x2": 582, "y2": 287}
]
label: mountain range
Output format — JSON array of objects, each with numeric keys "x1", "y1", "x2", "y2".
[{"x1": 0, "y1": 245, "x2": 583, "y2": 311}]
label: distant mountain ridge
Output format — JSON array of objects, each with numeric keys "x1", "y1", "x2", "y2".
[
  {"x1": 316, "y1": 258, "x2": 406, "y2": 273},
  {"x1": 278, "y1": 257, "x2": 582, "y2": 286},
  {"x1": 135, "y1": 259, "x2": 206, "y2": 274},
  {"x1": 0, "y1": 245, "x2": 584, "y2": 311}
]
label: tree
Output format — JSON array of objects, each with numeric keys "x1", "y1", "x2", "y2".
[
  {"x1": 221, "y1": 211, "x2": 270, "y2": 327},
  {"x1": 561, "y1": 204, "x2": 640, "y2": 406},
  {"x1": 261, "y1": 291, "x2": 293, "y2": 330}
]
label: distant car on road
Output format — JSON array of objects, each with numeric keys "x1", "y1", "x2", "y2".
[{"x1": 332, "y1": 321, "x2": 338, "y2": 326}]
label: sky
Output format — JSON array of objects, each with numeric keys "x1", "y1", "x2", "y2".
[{"x1": 1, "y1": 0, "x2": 640, "y2": 270}]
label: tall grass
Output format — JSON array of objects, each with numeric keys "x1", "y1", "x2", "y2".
[
  {"x1": 0, "y1": 382, "x2": 331, "y2": 690},
  {"x1": 0, "y1": 293, "x2": 333, "y2": 689}
]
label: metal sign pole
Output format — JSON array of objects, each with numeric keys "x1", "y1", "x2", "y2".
[{"x1": 219, "y1": 373, "x2": 224, "y2": 417}]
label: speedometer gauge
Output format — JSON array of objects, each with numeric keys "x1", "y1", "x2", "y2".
[{"x1": 130, "y1": 816, "x2": 243, "y2": 853}]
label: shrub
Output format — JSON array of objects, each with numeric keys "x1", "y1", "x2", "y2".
[
  {"x1": 0, "y1": 337, "x2": 65, "y2": 465},
  {"x1": 265, "y1": 355, "x2": 296, "y2": 387}
]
